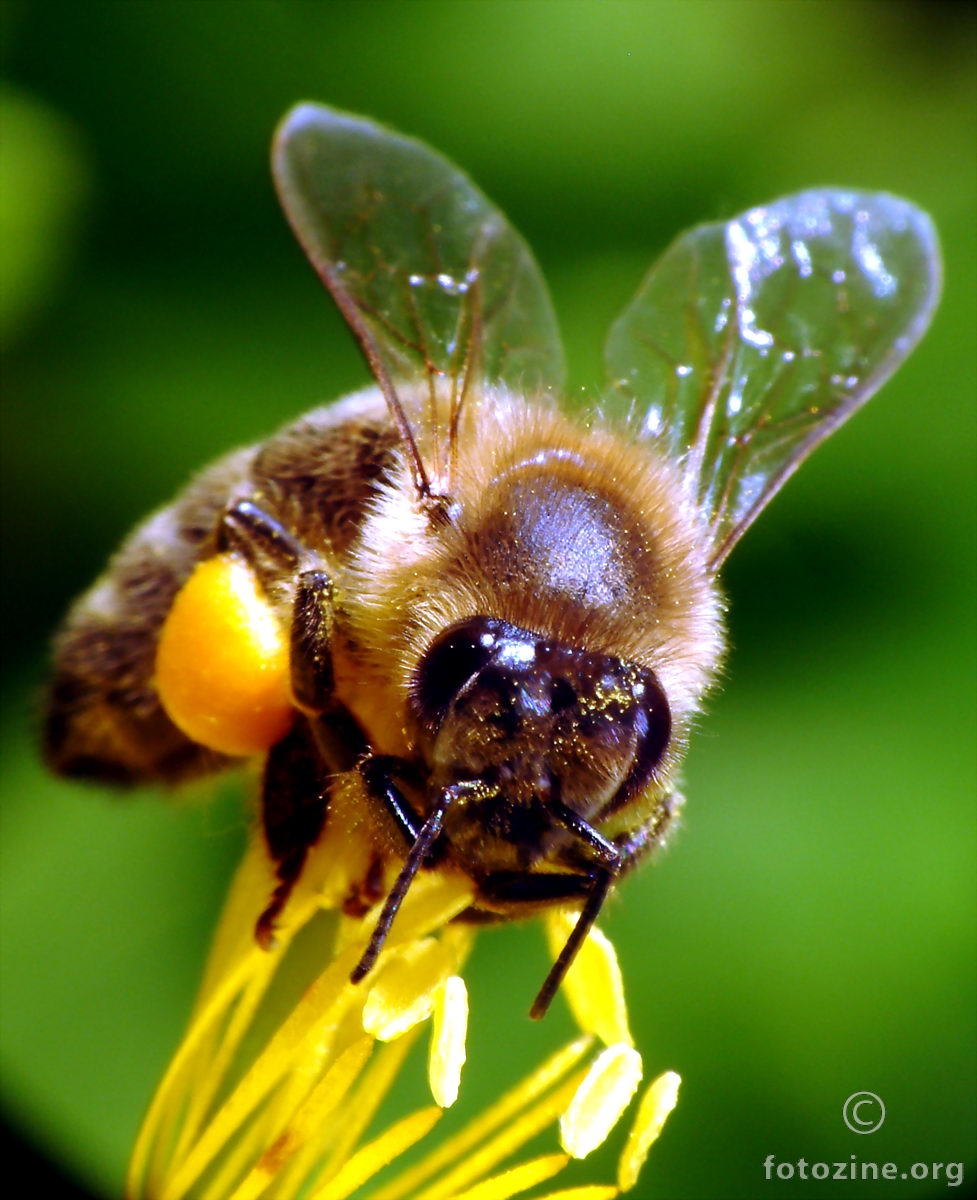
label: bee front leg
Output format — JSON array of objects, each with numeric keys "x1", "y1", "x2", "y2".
[
  {"x1": 479, "y1": 793, "x2": 683, "y2": 1018},
  {"x1": 290, "y1": 568, "x2": 369, "y2": 773},
  {"x1": 534, "y1": 790, "x2": 684, "y2": 994},
  {"x1": 349, "y1": 774, "x2": 462, "y2": 985},
  {"x1": 475, "y1": 863, "x2": 613, "y2": 1019},
  {"x1": 357, "y1": 756, "x2": 427, "y2": 845},
  {"x1": 337, "y1": 755, "x2": 433, "y2": 927}
]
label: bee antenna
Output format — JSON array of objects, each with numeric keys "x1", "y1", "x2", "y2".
[
  {"x1": 529, "y1": 868, "x2": 614, "y2": 1020},
  {"x1": 350, "y1": 786, "x2": 455, "y2": 985}
]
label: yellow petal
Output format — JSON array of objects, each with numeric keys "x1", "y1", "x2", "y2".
[
  {"x1": 544, "y1": 912, "x2": 631, "y2": 1047},
  {"x1": 129, "y1": 841, "x2": 281, "y2": 1196},
  {"x1": 560, "y1": 1043, "x2": 643, "y2": 1160},
  {"x1": 194, "y1": 837, "x2": 279, "y2": 1008},
  {"x1": 129, "y1": 860, "x2": 476, "y2": 1198},
  {"x1": 617, "y1": 1070, "x2": 681, "y2": 1192},
  {"x1": 438, "y1": 921, "x2": 477, "y2": 967},
  {"x1": 428, "y1": 975, "x2": 469, "y2": 1107},
  {"x1": 362, "y1": 938, "x2": 452, "y2": 1041},
  {"x1": 164, "y1": 1032, "x2": 371, "y2": 1200}
]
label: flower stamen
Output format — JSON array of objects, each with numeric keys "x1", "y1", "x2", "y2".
[
  {"x1": 365, "y1": 1037, "x2": 593, "y2": 1200},
  {"x1": 443, "y1": 1153, "x2": 570, "y2": 1200},
  {"x1": 128, "y1": 830, "x2": 680, "y2": 1200},
  {"x1": 617, "y1": 1069, "x2": 681, "y2": 1192}
]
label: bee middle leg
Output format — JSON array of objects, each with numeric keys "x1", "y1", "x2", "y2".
[
  {"x1": 232, "y1": 496, "x2": 432, "y2": 950},
  {"x1": 223, "y1": 501, "x2": 372, "y2": 944},
  {"x1": 255, "y1": 717, "x2": 332, "y2": 947}
]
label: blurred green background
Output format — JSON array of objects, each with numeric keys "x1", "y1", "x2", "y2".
[{"x1": 1, "y1": 2, "x2": 974, "y2": 1197}]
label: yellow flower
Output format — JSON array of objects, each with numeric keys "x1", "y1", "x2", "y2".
[{"x1": 127, "y1": 822, "x2": 680, "y2": 1200}]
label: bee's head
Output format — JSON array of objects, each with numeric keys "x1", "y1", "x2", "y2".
[{"x1": 410, "y1": 618, "x2": 671, "y2": 833}]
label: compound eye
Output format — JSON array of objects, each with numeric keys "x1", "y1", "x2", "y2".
[
  {"x1": 550, "y1": 677, "x2": 577, "y2": 713},
  {"x1": 617, "y1": 667, "x2": 672, "y2": 801},
  {"x1": 412, "y1": 618, "x2": 500, "y2": 731}
]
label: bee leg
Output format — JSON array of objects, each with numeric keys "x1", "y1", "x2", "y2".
[
  {"x1": 218, "y1": 501, "x2": 343, "y2": 724},
  {"x1": 612, "y1": 789, "x2": 685, "y2": 872},
  {"x1": 527, "y1": 793, "x2": 683, "y2": 1011},
  {"x1": 255, "y1": 717, "x2": 330, "y2": 948},
  {"x1": 224, "y1": 505, "x2": 328, "y2": 946},
  {"x1": 358, "y1": 755, "x2": 426, "y2": 843},
  {"x1": 349, "y1": 776, "x2": 472, "y2": 985},
  {"x1": 479, "y1": 800, "x2": 634, "y2": 1020},
  {"x1": 511, "y1": 793, "x2": 684, "y2": 1012},
  {"x1": 257, "y1": 568, "x2": 372, "y2": 945},
  {"x1": 290, "y1": 567, "x2": 372, "y2": 772},
  {"x1": 475, "y1": 865, "x2": 613, "y2": 1019},
  {"x1": 220, "y1": 497, "x2": 355, "y2": 750},
  {"x1": 218, "y1": 498, "x2": 304, "y2": 574}
]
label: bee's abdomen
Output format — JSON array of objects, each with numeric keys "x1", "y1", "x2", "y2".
[
  {"x1": 44, "y1": 392, "x2": 399, "y2": 788},
  {"x1": 44, "y1": 447, "x2": 256, "y2": 785}
]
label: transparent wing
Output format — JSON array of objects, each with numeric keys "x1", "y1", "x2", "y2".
[
  {"x1": 273, "y1": 103, "x2": 565, "y2": 498},
  {"x1": 605, "y1": 190, "x2": 941, "y2": 568}
]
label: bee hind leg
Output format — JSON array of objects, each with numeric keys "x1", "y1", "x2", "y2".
[
  {"x1": 256, "y1": 615, "x2": 378, "y2": 945},
  {"x1": 290, "y1": 567, "x2": 371, "y2": 771},
  {"x1": 221, "y1": 498, "x2": 366, "y2": 768}
]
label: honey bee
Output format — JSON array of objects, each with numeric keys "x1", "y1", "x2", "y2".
[{"x1": 43, "y1": 104, "x2": 941, "y2": 1018}]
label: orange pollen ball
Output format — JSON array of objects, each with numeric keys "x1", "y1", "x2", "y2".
[{"x1": 155, "y1": 554, "x2": 294, "y2": 757}]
